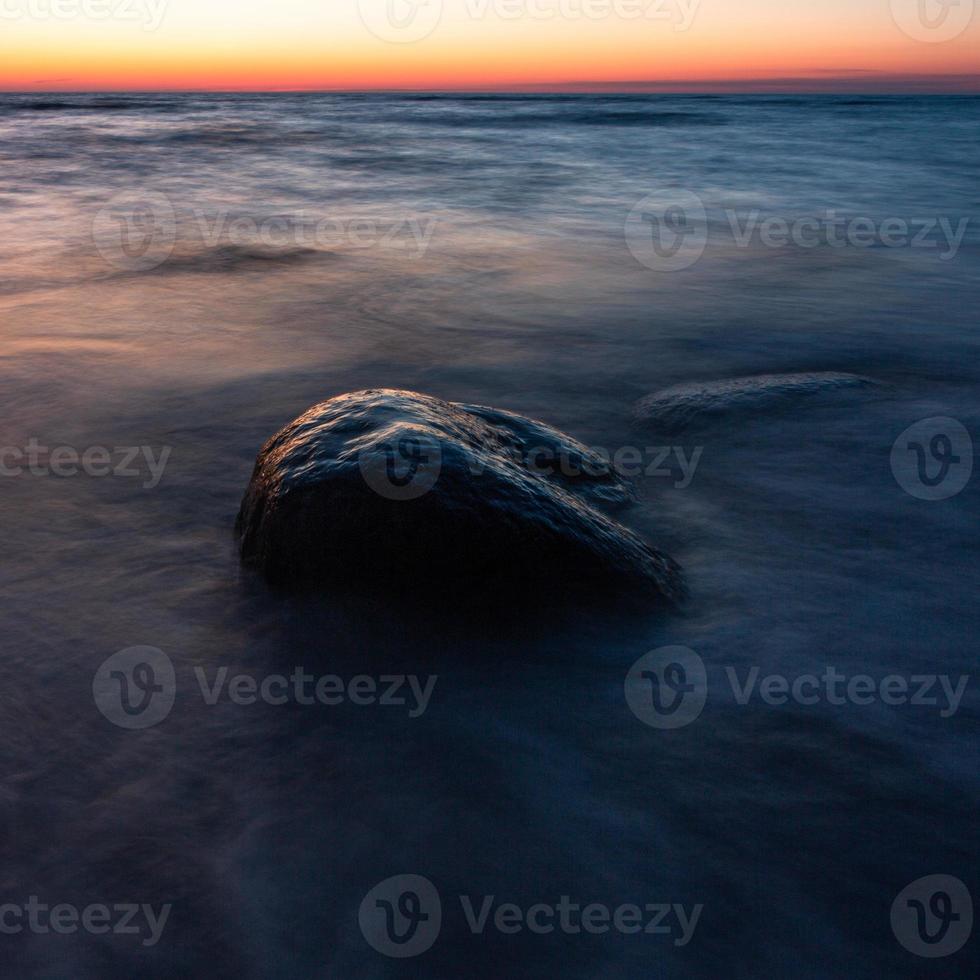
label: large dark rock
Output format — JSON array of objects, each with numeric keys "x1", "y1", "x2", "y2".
[{"x1": 237, "y1": 389, "x2": 682, "y2": 604}]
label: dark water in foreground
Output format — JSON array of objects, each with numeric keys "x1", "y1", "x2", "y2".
[{"x1": 0, "y1": 93, "x2": 978, "y2": 978}]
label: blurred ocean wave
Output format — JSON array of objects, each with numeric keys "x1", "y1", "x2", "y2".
[{"x1": 0, "y1": 93, "x2": 977, "y2": 979}]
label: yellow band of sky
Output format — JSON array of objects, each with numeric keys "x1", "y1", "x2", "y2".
[{"x1": 1, "y1": 0, "x2": 977, "y2": 89}]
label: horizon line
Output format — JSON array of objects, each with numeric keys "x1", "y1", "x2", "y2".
[{"x1": 3, "y1": 73, "x2": 980, "y2": 96}]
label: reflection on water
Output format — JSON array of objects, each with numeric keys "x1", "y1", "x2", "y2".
[{"x1": 0, "y1": 94, "x2": 978, "y2": 978}]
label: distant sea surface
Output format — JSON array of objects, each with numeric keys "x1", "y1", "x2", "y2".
[{"x1": 0, "y1": 94, "x2": 977, "y2": 978}]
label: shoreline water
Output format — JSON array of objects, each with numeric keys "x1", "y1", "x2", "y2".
[{"x1": 0, "y1": 93, "x2": 977, "y2": 978}]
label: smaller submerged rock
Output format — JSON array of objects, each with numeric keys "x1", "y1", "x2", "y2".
[
  {"x1": 237, "y1": 389, "x2": 682, "y2": 604},
  {"x1": 634, "y1": 371, "x2": 873, "y2": 433}
]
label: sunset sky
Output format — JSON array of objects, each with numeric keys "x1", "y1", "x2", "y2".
[{"x1": 1, "y1": 0, "x2": 977, "y2": 91}]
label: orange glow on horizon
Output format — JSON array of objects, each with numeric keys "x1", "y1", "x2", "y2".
[{"x1": 0, "y1": 0, "x2": 977, "y2": 91}]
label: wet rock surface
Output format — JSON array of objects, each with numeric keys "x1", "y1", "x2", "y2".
[
  {"x1": 634, "y1": 372, "x2": 874, "y2": 433},
  {"x1": 237, "y1": 389, "x2": 682, "y2": 603}
]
